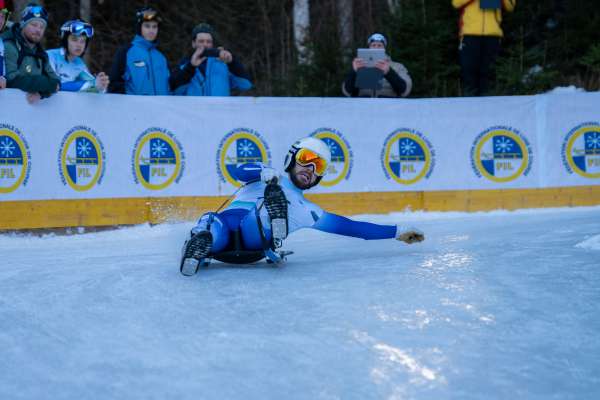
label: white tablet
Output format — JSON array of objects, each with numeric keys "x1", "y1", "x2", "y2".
[{"x1": 357, "y1": 48, "x2": 386, "y2": 67}]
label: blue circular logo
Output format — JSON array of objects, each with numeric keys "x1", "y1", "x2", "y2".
[
  {"x1": 132, "y1": 127, "x2": 185, "y2": 190},
  {"x1": 470, "y1": 126, "x2": 532, "y2": 183},
  {"x1": 58, "y1": 126, "x2": 106, "y2": 192},
  {"x1": 0, "y1": 124, "x2": 31, "y2": 194},
  {"x1": 562, "y1": 122, "x2": 600, "y2": 179},
  {"x1": 381, "y1": 128, "x2": 435, "y2": 185},
  {"x1": 216, "y1": 128, "x2": 271, "y2": 187}
]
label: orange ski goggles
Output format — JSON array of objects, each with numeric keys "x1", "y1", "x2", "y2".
[
  {"x1": 137, "y1": 9, "x2": 162, "y2": 23},
  {"x1": 295, "y1": 148, "x2": 328, "y2": 176}
]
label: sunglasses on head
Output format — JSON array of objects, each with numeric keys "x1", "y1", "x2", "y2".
[{"x1": 295, "y1": 148, "x2": 328, "y2": 176}]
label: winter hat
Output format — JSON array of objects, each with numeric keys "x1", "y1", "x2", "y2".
[
  {"x1": 135, "y1": 6, "x2": 161, "y2": 34},
  {"x1": 20, "y1": 3, "x2": 47, "y2": 28},
  {"x1": 367, "y1": 32, "x2": 387, "y2": 47},
  {"x1": 192, "y1": 23, "x2": 216, "y2": 42}
]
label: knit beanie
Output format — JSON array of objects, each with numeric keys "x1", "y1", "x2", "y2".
[
  {"x1": 367, "y1": 32, "x2": 387, "y2": 47},
  {"x1": 192, "y1": 23, "x2": 216, "y2": 42},
  {"x1": 20, "y1": 3, "x2": 47, "y2": 28}
]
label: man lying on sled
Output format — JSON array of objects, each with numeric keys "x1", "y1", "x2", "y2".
[{"x1": 180, "y1": 137, "x2": 425, "y2": 275}]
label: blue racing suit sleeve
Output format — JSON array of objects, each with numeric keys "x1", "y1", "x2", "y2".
[
  {"x1": 60, "y1": 80, "x2": 87, "y2": 92},
  {"x1": 312, "y1": 211, "x2": 397, "y2": 240},
  {"x1": 234, "y1": 163, "x2": 265, "y2": 183}
]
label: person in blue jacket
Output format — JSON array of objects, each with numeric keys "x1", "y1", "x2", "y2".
[
  {"x1": 108, "y1": 6, "x2": 169, "y2": 95},
  {"x1": 0, "y1": 0, "x2": 11, "y2": 90},
  {"x1": 46, "y1": 19, "x2": 109, "y2": 93},
  {"x1": 180, "y1": 137, "x2": 425, "y2": 275},
  {"x1": 169, "y1": 23, "x2": 252, "y2": 96}
]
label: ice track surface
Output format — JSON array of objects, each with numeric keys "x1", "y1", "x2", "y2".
[{"x1": 1, "y1": 207, "x2": 599, "y2": 400}]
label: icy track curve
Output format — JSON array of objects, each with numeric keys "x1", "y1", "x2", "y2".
[{"x1": 1, "y1": 207, "x2": 599, "y2": 400}]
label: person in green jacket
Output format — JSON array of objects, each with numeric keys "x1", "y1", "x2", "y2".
[{"x1": 1, "y1": 3, "x2": 59, "y2": 103}]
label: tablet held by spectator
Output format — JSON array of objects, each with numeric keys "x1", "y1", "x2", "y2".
[{"x1": 342, "y1": 33, "x2": 412, "y2": 98}]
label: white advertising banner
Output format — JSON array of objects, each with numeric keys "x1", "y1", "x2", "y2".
[
  {"x1": 540, "y1": 92, "x2": 600, "y2": 187},
  {"x1": 1, "y1": 89, "x2": 598, "y2": 202}
]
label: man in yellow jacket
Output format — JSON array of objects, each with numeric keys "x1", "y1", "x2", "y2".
[{"x1": 452, "y1": 0, "x2": 516, "y2": 96}]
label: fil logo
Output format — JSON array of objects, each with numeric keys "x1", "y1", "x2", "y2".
[
  {"x1": 562, "y1": 122, "x2": 600, "y2": 179},
  {"x1": 216, "y1": 128, "x2": 271, "y2": 187},
  {"x1": 381, "y1": 128, "x2": 435, "y2": 185},
  {"x1": 58, "y1": 126, "x2": 105, "y2": 191},
  {"x1": 470, "y1": 126, "x2": 532, "y2": 183},
  {"x1": 310, "y1": 128, "x2": 353, "y2": 187},
  {"x1": 132, "y1": 127, "x2": 185, "y2": 190},
  {"x1": 0, "y1": 124, "x2": 31, "y2": 194}
]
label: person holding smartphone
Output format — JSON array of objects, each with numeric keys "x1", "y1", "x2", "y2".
[
  {"x1": 169, "y1": 23, "x2": 252, "y2": 96},
  {"x1": 342, "y1": 33, "x2": 412, "y2": 98}
]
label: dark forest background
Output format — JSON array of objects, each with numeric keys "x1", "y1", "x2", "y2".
[{"x1": 8, "y1": 0, "x2": 600, "y2": 97}]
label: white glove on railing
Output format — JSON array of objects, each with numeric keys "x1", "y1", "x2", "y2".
[
  {"x1": 395, "y1": 226, "x2": 425, "y2": 244},
  {"x1": 260, "y1": 167, "x2": 280, "y2": 184}
]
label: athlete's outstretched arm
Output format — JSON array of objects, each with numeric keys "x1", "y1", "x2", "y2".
[{"x1": 312, "y1": 211, "x2": 424, "y2": 243}]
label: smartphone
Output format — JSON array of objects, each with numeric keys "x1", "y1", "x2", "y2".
[{"x1": 480, "y1": 0, "x2": 501, "y2": 10}]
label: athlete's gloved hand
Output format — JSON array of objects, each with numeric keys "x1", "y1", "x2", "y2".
[
  {"x1": 260, "y1": 167, "x2": 280, "y2": 184},
  {"x1": 395, "y1": 226, "x2": 425, "y2": 244}
]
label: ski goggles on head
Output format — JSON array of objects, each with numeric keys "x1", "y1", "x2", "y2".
[
  {"x1": 137, "y1": 9, "x2": 162, "y2": 23},
  {"x1": 62, "y1": 21, "x2": 94, "y2": 38},
  {"x1": 295, "y1": 148, "x2": 328, "y2": 176}
]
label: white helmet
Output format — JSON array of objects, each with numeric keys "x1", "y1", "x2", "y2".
[{"x1": 284, "y1": 137, "x2": 332, "y2": 187}]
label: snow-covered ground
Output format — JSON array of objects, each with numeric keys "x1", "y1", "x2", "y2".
[{"x1": 1, "y1": 207, "x2": 599, "y2": 400}]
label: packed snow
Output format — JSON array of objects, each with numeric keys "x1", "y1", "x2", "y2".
[{"x1": 1, "y1": 207, "x2": 599, "y2": 399}]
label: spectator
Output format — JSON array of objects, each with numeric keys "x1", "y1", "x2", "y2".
[
  {"x1": 170, "y1": 23, "x2": 252, "y2": 96},
  {"x1": 108, "y1": 6, "x2": 169, "y2": 95},
  {"x1": 0, "y1": 0, "x2": 12, "y2": 90},
  {"x1": 342, "y1": 33, "x2": 412, "y2": 98},
  {"x1": 452, "y1": 0, "x2": 516, "y2": 96},
  {"x1": 0, "y1": 3, "x2": 59, "y2": 103},
  {"x1": 46, "y1": 20, "x2": 109, "y2": 93}
]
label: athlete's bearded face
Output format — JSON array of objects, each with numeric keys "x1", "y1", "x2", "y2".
[{"x1": 290, "y1": 163, "x2": 318, "y2": 190}]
